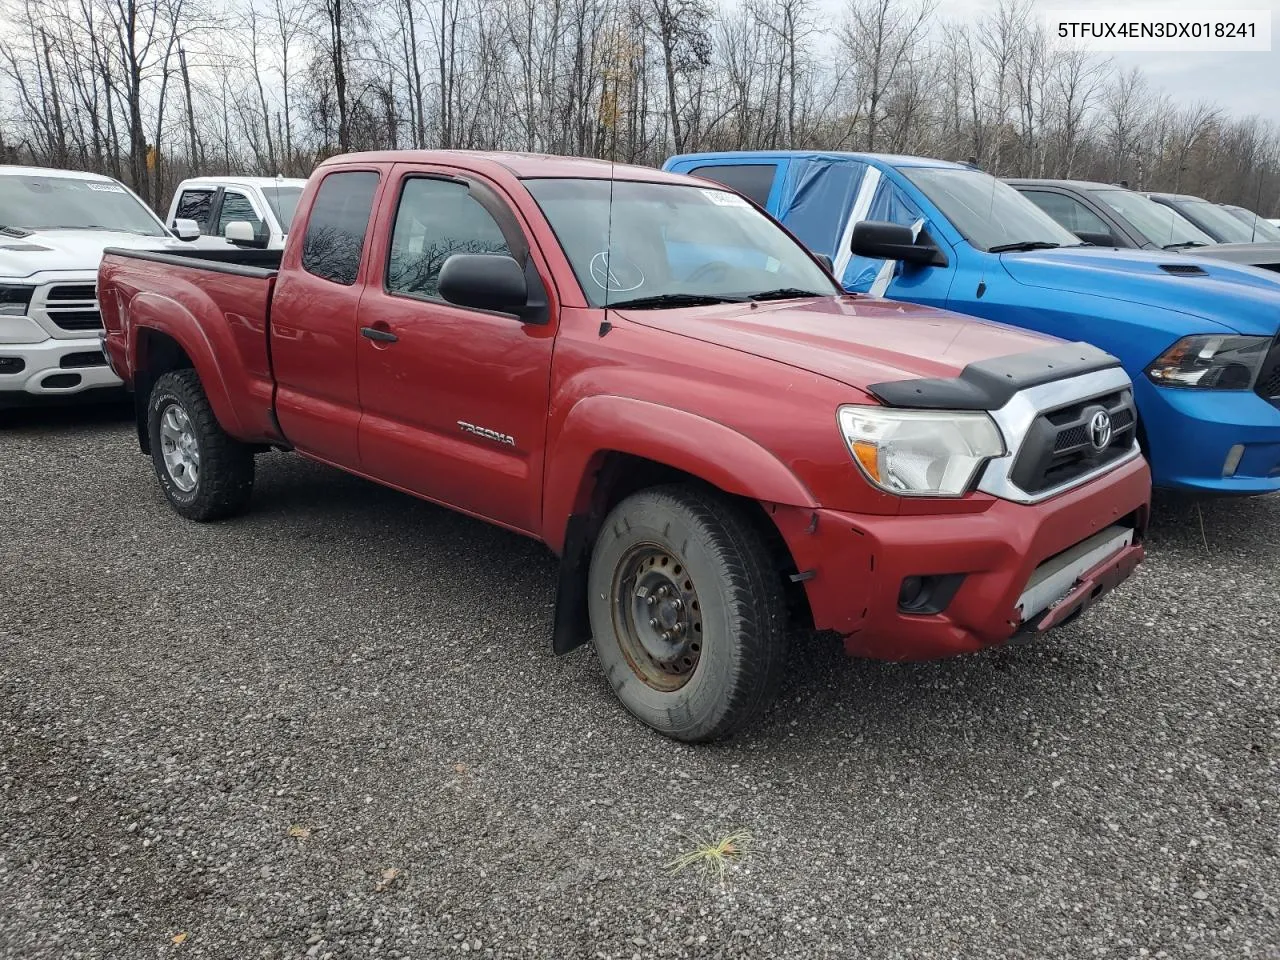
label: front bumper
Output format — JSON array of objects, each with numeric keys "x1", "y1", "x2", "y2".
[
  {"x1": 1137, "y1": 378, "x2": 1280, "y2": 495},
  {"x1": 773, "y1": 453, "x2": 1151, "y2": 660},
  {"x1": 0, "y1": 335, "x2": 122, "y2": 401}
]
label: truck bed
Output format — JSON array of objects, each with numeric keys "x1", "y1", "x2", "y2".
[
  {"x1": 103, "y1": 244, "x2": 283, "y2": 273},
  {"x1": 99, "y1": 246, "x2": 282, "y2": 443}
]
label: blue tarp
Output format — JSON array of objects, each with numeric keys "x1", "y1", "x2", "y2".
[
  {"x1": 772, "y1": 156, "x2": 867, "y2": 263},
  {"x1": 843, "y1": 177, "x2": 926, "y2": 292},
  {"x1": 761, "y1": 154, "x2": 926, "y2": 294}
]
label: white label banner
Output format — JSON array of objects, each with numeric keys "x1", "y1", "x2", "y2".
[{"x1": 1046, "y1": 8, "x2": 1271, "y2": 52}]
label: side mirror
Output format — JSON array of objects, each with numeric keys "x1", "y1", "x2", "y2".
[
  {"x1": 225, "y1": 221, "x2": 268, "y2": 249},
  {"x1": 172, "y1": 218, "x2": 200, "y2": 241},
  {"x1": 1075, "y1": 230, "x2": 1118, "y2": 247},
  {"x1": 851, "y1": 220, "x2": 945, "y2": 266},
  {"x1": 813, "y1": 253, "x2": 834, "y2": 273},
  {"x1": 439, "y1": 254, "x2": 528, "y2": 315}
]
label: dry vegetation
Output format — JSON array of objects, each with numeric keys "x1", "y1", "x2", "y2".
[{"x1": 0, "y1": 0, "x2": 1276, "y2": 215}]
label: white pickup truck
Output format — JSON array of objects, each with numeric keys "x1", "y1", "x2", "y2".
[
  {"x1": 0, "y1": 165, "x2": 225, "y2": 406},
  {"x1": 164, "y1": 176, "x2": 307, "y2": 250}
]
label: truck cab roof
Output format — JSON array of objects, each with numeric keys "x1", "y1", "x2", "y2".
[
  {"x1": 321, "y1": 150, "x2": 730, "y2": 185},
  {"x1": 667, "y1": 150, "x2": 968, "y2": 171},
  {"x1": 1005, "y1": 178, "x2": 1121, "y2": 192},
  {"x1": 175, "y1": 175, "x2": 308, "y2": 189}
]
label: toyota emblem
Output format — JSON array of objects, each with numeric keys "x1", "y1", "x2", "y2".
[{"x1": 1089, "y1": 410, "x2": 1113, "y2": 451}]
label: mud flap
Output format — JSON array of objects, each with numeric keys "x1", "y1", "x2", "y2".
[
  {"x1": 552, "y1": 513, "x2": 593, "y2": 655},
  {"x1": 134, "y1": 383, "x2": 151, "y2": 454}
]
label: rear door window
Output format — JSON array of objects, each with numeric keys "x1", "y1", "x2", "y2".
[
  {"x1": 216, "y1": 191, "x2": 266, "y2": 239},
  {"x1": 301, "y1": 171, "x2": 380, "y2": 286},
  {"x1": 687, "y1": 164, "x2": 777, "y2": 207},
  {"x1": 174, "y1": 189, "x2": 215, "y2": 233}
]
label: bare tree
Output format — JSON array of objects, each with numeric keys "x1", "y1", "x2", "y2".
[
  {"x1": 840, "y1": 0, "x2": 935, "y2": 151},
  {"x1": 1, "y1": 0, "x2": 1278, "y2": 217}
]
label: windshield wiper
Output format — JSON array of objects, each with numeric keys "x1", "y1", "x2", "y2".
[
  {"x1": 988, "y1": 240, "x2": 1063, "y2": 253},
  {"x1": 747, "y1": 287, "x2": 830, "y2": 302},
  {"x1": 1163, "y1": 241, "x2": 1207, "y2": 250},
  {"x1": 0, "y1": 225, "x2": 32, "y2": 238},
  {"x1": 607, "y1": 293, "x2": 748, "y2": 310}
]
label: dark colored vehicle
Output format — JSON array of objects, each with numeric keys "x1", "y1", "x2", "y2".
[
  {"x1": 98, "y1": 151, "x2": 1150, "y2": 742},
  {"x1": 1221, "y1": 205, "x2": 1280, "y2": 242},
  {"x1": 1009, "y1": 179, "x2": 1280, "y2": 272},
  {"x1": 1145, "y1": 192, "x2": 1280, "y2": 246}
]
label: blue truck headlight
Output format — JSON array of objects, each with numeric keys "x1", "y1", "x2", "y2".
[
  {"x1": 838, "y1": 406, "x2": 1005, "y2": 497},
  {"x1": 0, "y1": 284, "x2": 35, "y2": 317},
  {"x1": 1146, "y1": 335, "x2": 1270, "y2": 389}
]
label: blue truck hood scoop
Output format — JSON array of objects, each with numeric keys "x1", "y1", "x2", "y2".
[{"x1": 1000, "y1": 246, "x2": 1280, "y2": 336}]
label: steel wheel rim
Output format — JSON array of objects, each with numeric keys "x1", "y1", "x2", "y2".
[
  {"x1": 159, "y1": 402, "x2": 200, "y2": 493},
  {"x1": 611, "y1": 543, "x2": 704, "y2": 692}
]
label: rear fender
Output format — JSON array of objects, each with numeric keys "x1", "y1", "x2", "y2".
[{"x1": 127, "y1": 293, "x2": 246, "y2": 438}]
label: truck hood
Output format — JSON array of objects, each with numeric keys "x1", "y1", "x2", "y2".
[
  {"x1": 616, "y1": 296, "x2": 1059, "y2": 390},
  {"x1": 1000, "y1": 246, "x2": 1280, "y2": 336},
  {"x1": 0, "y1": 228, "x2": 192, "y2": 279},
  {"x1": 1192, "y1": 241, "x2": 1280, "y2": 272}
]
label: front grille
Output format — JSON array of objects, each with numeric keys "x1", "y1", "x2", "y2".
[
  {"x1": 1010, "y1": 389, "x2": 1138, "y2": 496},
  {"x1": 59, "y1": 350, "x2": 107, "y2": 369},
  {"x1": 43, "y1": 284, "x2": 103, "y2": 332},
  {"x1": 47, "y1": 284, "x2": 97, "y2": 301},
  {"x1": 1256, "y1": 335, "x2": 1280, "y2": 402},
  {"x1": 1053, "y1": 407, "x2": 1133, "y2": 451},
  {"x1": 46, "y1": 309, "x2": 103, "y2": 331},
  {"x1": 0, "y1": 357, "x2": 25, "y2": 374}
]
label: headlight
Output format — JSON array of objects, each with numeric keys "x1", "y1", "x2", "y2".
[
  {"x1": 837, "y1": 405, "x2": 1005, "y2": 497},
  {"x1": 1146, "y1": 335, "x2": 1270, "y2": 389},
  {"x1": 0, "y1": 284, "x2": 35, "y2": 317}
]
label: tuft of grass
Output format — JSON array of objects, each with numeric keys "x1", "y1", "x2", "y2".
[{"x1": 665, "y1": 830, "x2": 752, "y2": 883}]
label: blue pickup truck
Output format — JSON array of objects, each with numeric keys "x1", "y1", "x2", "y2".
[{"x1": 663, "y1": 151, "x2": 1280, "y2": 495}]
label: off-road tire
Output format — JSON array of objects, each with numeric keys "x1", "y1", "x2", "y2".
[
  {"x1": 587, "y1": 484, "x2": 789, "y2": 742},
  {"x1": 147, "y1": 369, "x2": 254, "y2": 521}
]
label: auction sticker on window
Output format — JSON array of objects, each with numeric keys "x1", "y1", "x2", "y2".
[
  {"x1": 86, "y1": 182, "x2": 127, "y2": 193},
  {"x1": 1046, "y1": 7, "x2": 1271, "y2": 51},
  {"x1": 703, "y1": 189, "x2": 750, "y2": 207}
]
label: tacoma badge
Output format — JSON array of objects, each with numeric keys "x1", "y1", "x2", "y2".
[{"x1": 457, "y1": 420, "x2": 516, "y2": 446}]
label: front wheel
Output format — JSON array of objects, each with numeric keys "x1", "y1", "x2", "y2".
[
  {"x1": 147, "y1": 369, "x2": 254, "y2": 521},
  {"x1": 587, "y1": 485, "x2": 789, "y2": 742}
]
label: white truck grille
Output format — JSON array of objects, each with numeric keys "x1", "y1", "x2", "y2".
[{"x1": 31, "y1": 281, "x2": 103, "y2": 336}]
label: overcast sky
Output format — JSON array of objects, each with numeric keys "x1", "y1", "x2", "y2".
[{"x1": 855, "y1": 0, "x2": 1280, "y2": 124}]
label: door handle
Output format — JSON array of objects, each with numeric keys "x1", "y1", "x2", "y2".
[{"x1": 360, "y1": 326, "x2": 398, "y2": 343}]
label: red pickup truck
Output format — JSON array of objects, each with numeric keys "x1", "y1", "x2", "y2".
[{"x1": 99, "y1": 151, "x2": 1150, "y2": 741}]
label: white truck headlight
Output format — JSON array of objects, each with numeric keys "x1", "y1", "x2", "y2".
[
  {"x1": 0, "y1": 284, "x2": 35, "y2": 317},
  {"x1": 838, "y1": 405, "x2": 1005, "y2": 497}
]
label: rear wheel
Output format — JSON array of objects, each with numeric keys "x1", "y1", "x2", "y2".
[
  {"x1": 147, "y1": 369, "x2": 254, "y2": 521},
  {"x1": 587, "y1": 485, "x2": 788, "y2": 742}
]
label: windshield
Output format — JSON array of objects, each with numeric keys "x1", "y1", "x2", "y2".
[
  {"x1": 0, "y1": 174, "x2": 165, "y2": 235},
  {"x1": 902, "y1": 167, "x2": 1081, "y2": 251},
  {"x1": 523, "y1": 178, "x2": 838, "y2": 308},
  {"x1": 1222, "y1": 206, "x2": 1280, "y2": 241},
  {"x1": 1093, "y1": 189, "x2": 1213, "y2": 247},
  {"x1": 261, "y1": 185, "x2": 303, "y2": 233},
  {"x1": 1176, "y1": 199, "x2": 1261, "y2": 244}
]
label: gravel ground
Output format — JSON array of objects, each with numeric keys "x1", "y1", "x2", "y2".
[{"x1": 1, "y1": 404, "x2": 1278, "y2": 960}]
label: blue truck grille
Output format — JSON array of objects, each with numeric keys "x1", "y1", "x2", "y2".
[{"x1": 1011, "y1": 390, "x2": 1138, "y2": 496}]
